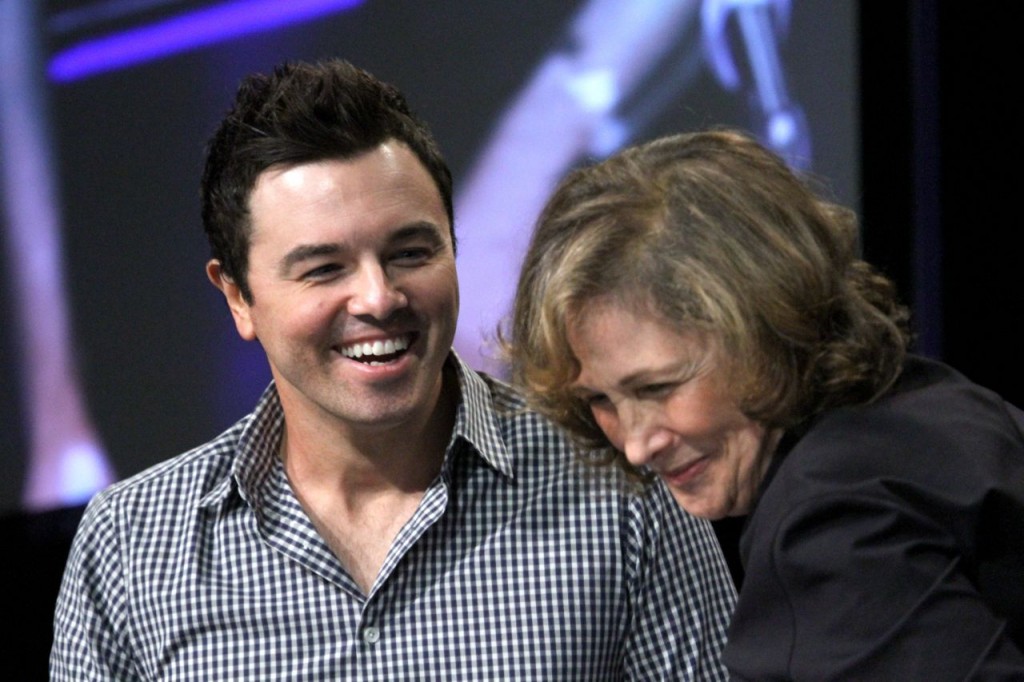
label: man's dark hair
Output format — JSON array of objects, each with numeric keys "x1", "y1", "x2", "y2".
[{"x1": 201, "y1": 58, "x2": 454, "y2": 301}]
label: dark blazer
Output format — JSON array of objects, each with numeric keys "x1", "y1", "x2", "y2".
[{"x1": 724, "y1": 355, "x2": 1024, "y2": 680}]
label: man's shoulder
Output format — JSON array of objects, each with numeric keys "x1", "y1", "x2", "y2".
[
  {"x1": 465, "y1": 366, "x2": 568, "y2": 430},
  {"x1": 458, "y1": 364, "x2": 613, "y2": 482},
  {"x1": 455, "y1": 361, "x2": 697, "y2": 514},
  {"x1": 457, "y1": 362, "x2": 525, "y2": 409},
  {"x1": 82, "y1": 415, "x2": 250, "y2": 528},
  {"x1": 466, "y1": 369, "x2": 580, "y2": 457},
  {"x1": 463, "y1": 369, "x2": 721, "y2": 561}
]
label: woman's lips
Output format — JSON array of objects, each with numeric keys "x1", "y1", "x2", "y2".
[{"x1": 659, "y1": 456, "x2": 710, "y2": 488}]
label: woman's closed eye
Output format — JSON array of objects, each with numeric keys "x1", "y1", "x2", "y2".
[
  {"x1": 636, "y1": 382, "x2": 678, "y2": 400},
  {"x1": 572, "y1": 389, "x2": 611, "y2": 409}
]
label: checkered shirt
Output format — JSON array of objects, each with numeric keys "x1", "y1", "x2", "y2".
[{"x1": 51, "y1": 354, "x2": 736, "y2": 680}]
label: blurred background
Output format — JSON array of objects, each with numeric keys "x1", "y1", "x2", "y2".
[{"x1": 1, "y1": 0, "x2": 1019, "y2": 677}]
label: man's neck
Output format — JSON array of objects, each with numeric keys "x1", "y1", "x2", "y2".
[
  {"x1": 277, "y1": 366, "x2": 460, "y2": 594},
  {"x1": 279, "y1": 363, "x2": 459, "y2": 501}
]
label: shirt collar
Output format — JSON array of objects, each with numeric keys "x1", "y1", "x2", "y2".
[
  {"x1": 199, "y1": 351, "x2": 514, "y2": 510},
  {"x1": 199, "y1": 383, "x2": 285, "y2": 510},
  {"x1": 446, "y1": 352, "x2": 514, "y2": 480}
]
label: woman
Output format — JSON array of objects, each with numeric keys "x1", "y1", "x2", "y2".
[{"x1": 506, "y1": 129, "x2": 1024, "y2": 679}]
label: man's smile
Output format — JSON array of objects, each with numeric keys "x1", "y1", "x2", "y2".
[{"x1": 340, "y1": 334, "x2": 414, "y2": 364}]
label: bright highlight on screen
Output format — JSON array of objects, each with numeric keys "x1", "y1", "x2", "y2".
[{"x1": 48, "y1": 0, "x2": 365, "y2": 82}]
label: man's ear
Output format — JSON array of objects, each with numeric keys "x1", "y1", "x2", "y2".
[{"x1": 206, "y1": 260, "x2": 256, "y2": 341}]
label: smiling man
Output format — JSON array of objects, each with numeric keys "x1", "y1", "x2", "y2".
[{"x1": 51, "y1": 59, "x2": 736, "y2": 680}]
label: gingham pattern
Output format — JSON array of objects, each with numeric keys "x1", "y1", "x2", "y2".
[{"x1": 51, "y1": 354, "x2": 736, "y2": 680}]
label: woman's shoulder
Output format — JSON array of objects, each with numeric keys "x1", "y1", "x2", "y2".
[{"x1": 763, "y1": 354, "x2": 1024, "y2": 506}]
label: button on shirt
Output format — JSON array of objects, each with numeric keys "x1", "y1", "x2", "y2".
[{"x1": 51, "y1": 354, "x2": 736, "y2": 680}]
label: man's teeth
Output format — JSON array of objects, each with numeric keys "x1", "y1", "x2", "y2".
[{"x1": 342, "y1": 336, "x2": 410, "y2": 360}]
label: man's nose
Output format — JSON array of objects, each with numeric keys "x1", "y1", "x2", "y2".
[{"x1": 347, "y1": 262, "x2": 407, "y2": 319}]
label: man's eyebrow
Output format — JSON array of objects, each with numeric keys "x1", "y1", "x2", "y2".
[
  {"x1": 279, "y1": 243, "x2": 341, "y2": 275},
  {"x1": 277, "y1": 222, "x2": 448, "y2": 275},
  {"x1": 388, "y1": 222, "x2": 447, "y2": 245}
]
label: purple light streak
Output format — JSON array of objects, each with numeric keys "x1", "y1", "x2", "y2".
[{"x1": 48, "y1": 0, "x2": 365, "y2": 83}]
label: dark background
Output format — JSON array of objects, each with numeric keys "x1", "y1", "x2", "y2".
[{"x1": 3, "y1": 2, "x2": 1021, "y2": 678}]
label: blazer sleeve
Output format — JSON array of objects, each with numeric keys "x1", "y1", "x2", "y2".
[{"x1": 758, "y1": 489, "x2": 1024, "y2": 680}]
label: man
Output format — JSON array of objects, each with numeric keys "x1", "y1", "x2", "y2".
[{"x1": 51, "y1": 59, "x2": 736, "y2": 680}]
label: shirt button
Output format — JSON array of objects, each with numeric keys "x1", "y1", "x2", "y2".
[{"x1": 362, "y1": 626, "x2": 380, "y2": 644}]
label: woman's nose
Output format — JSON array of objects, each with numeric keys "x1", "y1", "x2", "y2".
[{"x1": 620, "y1": 405, "x2": 673, "y2": 467}]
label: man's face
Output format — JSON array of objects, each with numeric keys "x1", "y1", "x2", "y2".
[{"x1": 211, "y1": 141, "x2": 458, "y2": 439}]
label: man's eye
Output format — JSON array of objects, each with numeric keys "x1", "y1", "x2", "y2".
[
  {"x1": 303, "y1": 263, "x2": 341, "y2": 279},
  {"x1": 390, "y1": 247, "x2": 432, "y2": 265},
  {"x1": 584, "y1": 393, "x2": 611, "y2": 408}
]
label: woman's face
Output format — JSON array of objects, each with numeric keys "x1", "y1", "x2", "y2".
[{"x1": 567, "y1": 298, "x2": 780, "y2": 519}]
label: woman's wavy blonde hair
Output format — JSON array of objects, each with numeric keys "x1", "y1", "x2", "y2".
[{"x1": 504, "y1": 129, "x2": 911, "y2": 473}]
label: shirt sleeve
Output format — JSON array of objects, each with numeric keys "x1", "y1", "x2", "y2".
[
  {"x1": 763, "y1": 492, "x2": 1024, "y2": 680},
  {"x1": 51, "y1": 493, "x2": 139, "y2": 681},
  {"x1": 622, "y1": 479, "x2": 737, "y2": 681}
]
